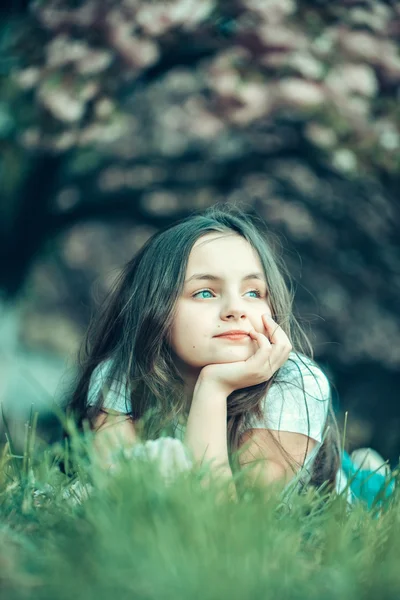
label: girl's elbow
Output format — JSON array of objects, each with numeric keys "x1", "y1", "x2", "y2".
[
  {"x1": 243, "y1": 459, "x2": 291, "y2": 491},
  {"x1": 91, "y1": 412, "x2": 138, "y2": 468}
]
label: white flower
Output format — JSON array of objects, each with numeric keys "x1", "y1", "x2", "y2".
[
  {"x1": 37, "y1": 84, "x2": 85, "y2": 123},
  {"x1": 61, "y1": 480, "x2": 94, "y2": 506},
  {"x1": 14, "y1": 68, "x2": 41, "y2": 89},
  {"x1": 277, "y1": 79, "x2": 325, "y2": 108},
  {"x1": 305, "y1": 123, "x2": 337, "y2": 148},
  {"x1": 326, "y1": 64, "x2": 378, "y2": 97},
  {"x1": 288, "y1": 53, "x2": 324, "y2": 80},
  {"x1": 333, "y1": 149, "x2": 357, "y2": 172},
  {"x1": 118, "y1": 437, "x2": 193, "y2": 485}
]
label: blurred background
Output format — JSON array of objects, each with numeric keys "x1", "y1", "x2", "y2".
[{"x1": 0, "y1": 0, "x2": 399, "y2": 465}]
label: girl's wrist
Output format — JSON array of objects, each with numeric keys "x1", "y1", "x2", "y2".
[{"x1": 194, "y1": 370, "x2": 232, "y2": 400}]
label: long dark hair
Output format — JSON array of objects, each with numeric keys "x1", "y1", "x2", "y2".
[{"x1": 65, "y1": 203, "x2": 341, "y2": 489}]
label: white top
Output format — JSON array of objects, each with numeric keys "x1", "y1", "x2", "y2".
[{"x1": 87, "y1": 352, "x2": 352, "y2": 501}]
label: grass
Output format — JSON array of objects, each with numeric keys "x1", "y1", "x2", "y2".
[{"x1": 0, "y1": 411, "x2": 399, "y2": 600}]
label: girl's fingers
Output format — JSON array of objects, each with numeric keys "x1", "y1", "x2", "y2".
[
  {"x1": 262, "y1": 314, "x2": 290, "y2": 347},
  {"x1": 249, "y1": 328, "x2": 283, "y2": 378},
  {"x1": 249, "y1": 329, "x2": 273, "y2": 364},
  {"x1": 249, "y1": 325, "x2": 290, "y2": 380},
  {"x1": 249, "y1": 328, "x2": 271, "y2": 347}
]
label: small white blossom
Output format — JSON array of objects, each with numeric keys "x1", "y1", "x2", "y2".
[
  {"x1": 333, "y1": 149, "x2": 357, "y2": 172},
  {"x1": 326, "y1": 64, "x2": 378, "y2": 97},
  {"x1": 37, "y1": 84, "x2": 85, "y2": 123},
  {"x1": 288, "y1": 53, "x2": 324, "y2": 80},
  {"x1": 14, "y1": 68, "x2": 41, "y2": 89},
  {"x1": 305, "y1": 123, "x2": 337, "y2": 148},
  {"x1": 114, "y1": 437, "x2": 193, "y2": 486},
  {"x1": 61, "y1": 480, "x2": 94, "y2": 506},
  {"x1": 277, "y1": 79, "x2": 325, "y2": 107}
]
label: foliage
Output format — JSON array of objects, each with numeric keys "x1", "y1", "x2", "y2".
[{"x1": 4, "y1": 0, "x2": 399, "y2": 176}]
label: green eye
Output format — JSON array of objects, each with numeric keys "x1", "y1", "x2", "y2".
[
  {"x1": 193, "y1": 289, "x2": 262, "y2": 299},
  {"x1": 193, "y1": 290, "x2": 214, "y2": 299},
  {"x1": 248, "y1": 289, "x2": 262, "y2": 298}
]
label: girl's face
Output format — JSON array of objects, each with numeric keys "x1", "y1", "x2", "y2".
[{"x1": 170, "y1": 232, "x2": 272, "y2": 377}]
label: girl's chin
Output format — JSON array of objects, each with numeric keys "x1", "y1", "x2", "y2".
[
  {"x1": 214, "y1": 348, "x2": 252, "y2": 361},
  {"x1": 183, "y1": 348, "x2": 253, "y2": 369}
]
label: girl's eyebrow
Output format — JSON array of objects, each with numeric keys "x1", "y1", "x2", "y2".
[{"x1": 185, "y1": 272, "x2": 266, "y2": 284}]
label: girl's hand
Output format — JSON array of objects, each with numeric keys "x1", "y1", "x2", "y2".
[{"x1": 199, "y1": 314, "x2": 292, "y2": 396}]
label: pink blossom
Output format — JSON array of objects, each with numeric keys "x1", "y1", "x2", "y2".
[
  {"x1": 276, "y1": 78, "x2": 325, "y2": 108},
  {"x1": 325, "y1": 64, "x2": 378, "y2": 97}
]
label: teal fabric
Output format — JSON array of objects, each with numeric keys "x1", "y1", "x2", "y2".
[{"x1": 341, "y1": 450, "x2": 396, "y2": 509}]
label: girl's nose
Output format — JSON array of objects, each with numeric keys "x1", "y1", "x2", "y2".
[
  {"x1": 220, "y1": 300, "x2": 248, "y2": 320},
  {"x1": 223, "y1": 309, "x2": 247, "y2": 319}
]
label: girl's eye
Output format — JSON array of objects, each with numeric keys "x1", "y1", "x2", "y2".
[
  {"x1": 193, "y1": 289, "x2": 262, "y2": 299},
  {"x1": 193, "y1": 289, "x2": 214, "y2": 299}
]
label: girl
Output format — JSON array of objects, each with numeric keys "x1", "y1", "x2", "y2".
[{"x1": 66, "y1": 203, "x2": 357, "y2": 502}]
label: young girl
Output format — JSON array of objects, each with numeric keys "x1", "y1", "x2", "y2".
[{"x1": 66, "y1": 204, "x2": 361, "y2": 502}]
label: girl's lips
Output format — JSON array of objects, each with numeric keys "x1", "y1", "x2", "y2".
[{"x1": 216, "y1": 334, "x2": 249, "y2": 340}]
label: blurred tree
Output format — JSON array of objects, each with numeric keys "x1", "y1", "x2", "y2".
[{"x1": 1, "y1": 0, "x2": 399, "y2": 295}]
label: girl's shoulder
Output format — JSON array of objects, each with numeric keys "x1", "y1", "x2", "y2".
[
  {"x1": 275, "y1": 351, "x2": 331, "y2": 399},
  {"x1": 87, "y1": 358, "x2": 131, "y2": 413},
  {"x1": 246, "y1": 352, "x2": 331, "y2": 443}
]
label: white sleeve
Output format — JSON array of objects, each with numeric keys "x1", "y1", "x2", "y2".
[
  {"x1": 246, "y1": 355, "x2": 330, "y2": 443},
  {"x1": 87, "y1": 360, "x2": 131, "y2": 414}
]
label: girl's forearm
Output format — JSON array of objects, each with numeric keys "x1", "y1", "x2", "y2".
[{"x1": 184, "y1": 377, "x2": 237, "y2": 500}]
